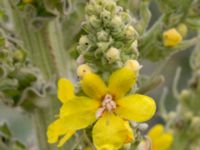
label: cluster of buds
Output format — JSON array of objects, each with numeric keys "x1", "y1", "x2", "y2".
[{"x1": 76, "y1": 0, "x2": 139, "y2": 73}]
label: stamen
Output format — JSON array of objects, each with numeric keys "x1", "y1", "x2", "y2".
[
  {"x1": 96, "y1": 94, "x2": 116, "y2": 119},
  {"x1": 96, "y1": 107, "x2": 105, "y2": 118}
]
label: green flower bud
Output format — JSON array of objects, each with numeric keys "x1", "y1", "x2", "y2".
[
  {"x1": 110, "y1": 16, "x2": 123, "y2": 31},
  {"x1": 85, "y1": 3, "x2": 96, "y2": 16},
  {"x1": 93, "y1": 3, "x2": 102, "y2": 15},
  {"x1": 77, "y1": 35, "x2": 91, "y2": 51},
  {"x1": 13, "y1": 49, "x2": 26, "y2": 62},
  {"x1": 131, "y1": 40, "x2": 139, "y2": 56},
  {"x1": 177, "y1": 23, "x2": 188, "y2": 37},
  {"x1": 88, "y1": 15, "x2": 101, "y2": 29},
  {"x1": 97, "y1": 30, "x2": 109, "y2": 42},
  {"x1": 79, "y1": 35, "x2": 90, "y2": 46},
  {"x1": 123, "y1": 25, "x2": 138, "y2": 40},
  {"x1": 180, "y1": 89, "x2": 191, "y2": 101},
  {"x1": 105, "y1": 47, "x2": 120, "y2": 63},
  {"x1": 86, "y1": 0, "x2": 103, "y2": 15},
  {"x1": 97, "y1": 42, "x2": 110, "y2": 52},
  {"x1": 120, "y1": 12, "x2": 131, "y2": 24},
  {"x1": 96, "y1": 0, "x2": 106, "y2": 5},
  {"x1": 100, "y1": 9, "x2": 111, "y2": 25},
  {"x1": 104, "y1": 1, "x2": 116, "y2": 12}
]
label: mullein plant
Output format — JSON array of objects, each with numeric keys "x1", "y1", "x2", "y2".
[
  {"x1": 47, "y1": 0, "x2": 156, "y2": 149},
  {"x1": 0, "y1": 0, "x2": 200, "y2": 150}
]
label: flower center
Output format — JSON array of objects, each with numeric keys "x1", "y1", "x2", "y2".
[{"x1": 96, "y1": 94, "x2": 116, "y2": 118}]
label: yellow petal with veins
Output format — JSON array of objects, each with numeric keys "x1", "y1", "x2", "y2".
[
  {"x1": 116, "y1": 94, "x2": 156, "y2": 122},
  {"x1": 108, "y1": 68, "x2": 136, "y2": 99}
]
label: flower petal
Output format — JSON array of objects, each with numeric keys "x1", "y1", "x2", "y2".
[
  {"x1": 81, "y1": 73, "x2": 107, "y2": 100},
  {"x1": 47, "y1": 119, "x2": 75, "y2": 144},
  {"x1": 116, "y1": 94, "x2": 156, "y2": 122},
  {"x1": 148, "y1": 124, "x2": 173, "y2": 150},
  {"x1": 58, "y1": 78, "x2": 74, "y2": 103},
  {"x1": 152, "y1": 133, "x2": 173, "y2": 150},
  {"x1": 124, "y1": 121, "x2": 134, "y2": 143},
  {"x1": 57, "y1": 130, "x2": 76, "y2": 147},
  {"x1": 148, "y1": 124, "x2": 164, "y2": 140},
  {"x1": 92, "y1": 112, "x2": 128, "y2": 150},
  {"x1": 108, "y1": 68, "x2": 136, "y2": 99},
  {"x1": 59, "y1": 96, "x2": 100, "y2": 130}
]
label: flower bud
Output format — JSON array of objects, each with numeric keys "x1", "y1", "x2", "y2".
[
  {"x1": 97, "y1": 30, "x2": 109, "y2": 41},
  {"x1": 101, "y1": 9, "x2": 111, "y2": 25},
  {"x1": 180, "y1": 89, "x2": 191, "y2": 101},
  {"x1": 131, "y1": 40, "x2": 139, "y2": 56},
  {"x1": 110, "y1": 16, "x2": 123, "y2": 31},
  {"x1": 76, "y1": 64, "x2": 92, "y2": 78},
  {"x1": 163, "y1": 28, "x2": 182, "y2": 47},
  {"x1": 105, "y1": 47, "x2": 120, "y2": 63},
  {"x1": 177, "y1": 23, "x2": 188, "y2": 37},
  {"x1": 79, "y1": 35, "x2": 90, "y2": 48},
  {"x1": 13, "y1": 49, "x2": 26, "y2": 62},
  {"x1": 104, "y1": 1, "x2": 116, "y2": 12},
  {"x1": 85, "y1": 4, "x2": 95, "y2": 16},
  {"x1": 120, "y1": 12, "x2": 131, "y2": 24},
  {"x1": 97, "y1": 42, "x2": 110, "y2": 52},
  {"x1": 96, "y1": 0, "x2": 105, "y2": 5},
  {"x1": 124, "y1": 25, "x2": 138, "y2": 40},
  {"x1": 124, "y1": 60, "x2": 142, "y2": 73},
  {"x1": 89, "y1": 15, "x2": 101, "y2": 29}
]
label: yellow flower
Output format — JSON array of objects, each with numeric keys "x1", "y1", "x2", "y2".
[
  {"x1": 163, "y1": 28, "x2": 182, "y2": 47},
  {"x1": 47, "y1": 68, "x2": 156, "y2": 150},
  {"x1": 148, "y1": 124, "x2": 173, "y2": 150}
]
